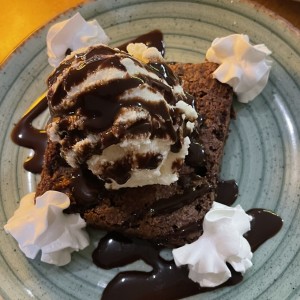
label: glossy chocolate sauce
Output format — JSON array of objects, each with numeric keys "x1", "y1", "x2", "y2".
[
  {"x1": 245, "y1": 208, "x2": 283, "y2": 252},
  {"x1": 118, "y1": 29, "x2": 165, "y2": 57},
  {"x1": 93, "y1": 183, "x2": 283, "y2": 300},
  {"x1": 11, "y1": 93, "x2": 48, "y2": 173},
  {"x1": 93, "y1": 232, "x2": 243, "y2": 300},
  {"x1": 70, "y1": 167, "x2": 106, "y2": 208},
  {"x1": 10, "y1": 30, "x2": 283, "y2": 299},
  {"x1": 215, "y1": 179, "x2": 239, "y2": 206}
]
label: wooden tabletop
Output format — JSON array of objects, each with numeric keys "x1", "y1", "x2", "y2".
[{"x1": 1, "y1": 0, "x2": 299, "y2": 65}]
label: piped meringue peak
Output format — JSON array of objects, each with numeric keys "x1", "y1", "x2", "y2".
[
  {"x1": 47, "y1": 12, "x2": 110, "y2": 67},
  {"x1": 126, "y1": 43, "x2": 164, "y2": 63},
  {"x1": 172, "y1": 202, "x2": 253, "y2": 287},
  {"x1": 206, "y1": 34, "x2": 272, "y2": 103},
  {"x1": 4, "y1": 191, "x2": 89, "y2": 266}
]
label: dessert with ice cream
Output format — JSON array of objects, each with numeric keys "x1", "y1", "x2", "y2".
[
  {"x1": 35, "y1": 42, "x2": 233, "y2": 247},
  {"x1": 4, "y1": 12, "x2": 282, "y2": 299}
]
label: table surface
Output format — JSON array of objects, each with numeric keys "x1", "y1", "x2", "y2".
[{"x1": 0, "y1": 0, "x2": 299, "y2": 65}]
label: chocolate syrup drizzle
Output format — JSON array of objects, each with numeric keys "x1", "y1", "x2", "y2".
[
  {"x1": 10, "y1": 30, "x2": 283, "y2": 299},
  {"x1": 11, "y1": 94, "x2": 48, "y2": 173},
  {"x1": 93, "y1": 184, "x2": 283, "y2": 300}
]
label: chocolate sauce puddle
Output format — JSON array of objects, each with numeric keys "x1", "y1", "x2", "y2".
[
  {"x1": 11, "y1": 93, "x2": 48, "y2": 173},
  {"x1": 93, "y1": 232, "x2": 243, "y2": 300},
  {"x1": 92, "y1": 180, "x2": 283, "y2": 300},
  {"x1": 93, "y1": 206, "x2": 283, "y2": 300},
  {"x1": 245, "y1": 208, "x2": 283, "y2": 252}
]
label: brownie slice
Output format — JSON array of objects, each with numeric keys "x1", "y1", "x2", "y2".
[{"x1": 36, "y1": 62, "x2": 233, "y2": 246}]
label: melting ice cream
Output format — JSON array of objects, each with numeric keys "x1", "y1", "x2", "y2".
[{"x1": 47, "y1": 43, "x2": 198, "y2": 189}]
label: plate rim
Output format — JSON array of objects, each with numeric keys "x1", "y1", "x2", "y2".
[{"x1": 1, "y1": 0, "x2": 300, "y2": 299}]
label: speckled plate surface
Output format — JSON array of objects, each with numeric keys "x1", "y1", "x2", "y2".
[{"x1": 1, "y1": 0, "x2": 300, "y2": 299}]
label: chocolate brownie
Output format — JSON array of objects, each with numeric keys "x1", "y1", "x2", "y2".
[{"x1": 36, "y1": 62, "x2": 233, "y2": 246}]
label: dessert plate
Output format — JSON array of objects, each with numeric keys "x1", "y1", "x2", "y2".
[{"x1": 1, "y1": 0, "x2": 299, "y2": 299}]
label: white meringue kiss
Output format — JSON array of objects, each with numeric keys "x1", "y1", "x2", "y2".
[
  {"x1": 172, "y1": 202, "x2": 253, "y2": 287},
  {"x1": 4, "y1": 191, "x2": 89, "y2": 266},
  {"x1": 206, "y1": 34, "x2": 272, "y2": 103},
  {"x1": 47, "y1": 12, "x2": 110, "y2": 67},
  {"x1": 126, "y1": 43, "x2": 163, "y2": 63}
]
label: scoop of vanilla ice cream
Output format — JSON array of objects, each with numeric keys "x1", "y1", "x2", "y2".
[{"x1": 47, "y1": 43, "x2": 198, "y2": 189}]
